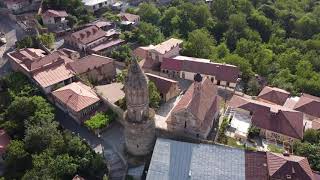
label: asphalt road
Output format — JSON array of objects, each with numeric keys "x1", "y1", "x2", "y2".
[{"x1": 0, "y1": 16, "x2": 26, "y2": 76}]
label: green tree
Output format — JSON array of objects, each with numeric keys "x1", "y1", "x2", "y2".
[
  {"x1": 138, "y1": 3, "x2": 161, "y2": 25},
  {"x1": 134, "y1": 22, "x2": 164, "y2": 46},
  {"x1": 303, "y1": 129, "x2": 320, "y2": 144},
  {"x1": 247, "y1": 11, "x2": 272, "y2": 42},
  {"x1": 211, "y1": 0, "x2": 234, "y2": 21},
  {"x1": 4, "y1": 140, "x2": 31, "y2": 179},
  {"x1": 182, "y1": 29, "x2": 215, "y2": 58},
  {"x1": 247, "y1": 77, "x2": 261, "y2": 96},
  {"x1": 37, "y1": 33, "x2": 55, "y2": 49},
  {"x1": 148, "y1": 81, "x2": 161, "y2": 109}
]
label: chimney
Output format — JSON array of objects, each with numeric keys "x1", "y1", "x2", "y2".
[{"x1": 193, "y1": 73, "x2": 202, "y2": 96}]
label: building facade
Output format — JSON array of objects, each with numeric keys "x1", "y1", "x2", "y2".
[{"x1": 123, "y1": 59, "x2": 155, "y2": 156}]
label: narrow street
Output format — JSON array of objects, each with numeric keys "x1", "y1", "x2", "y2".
[{"x1": 0, "y1": 16, "x2": 26, "y2": 76}]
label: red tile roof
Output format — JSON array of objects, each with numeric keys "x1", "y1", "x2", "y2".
[
  {"x1": 170, "y1": 78, "x2": 219, "y2": 132},
  {"x1": 258, "y1": 86, "x2": 290, "y2": 105},
  {"x1": 0, "y1": 129, "x2": 10, "y2": 155},
  {"x1": 52, "y1": 82, "x2": 100, "y2": 112},
  {"x1": 245, "y1": 151, "x2": 268, "y2": 180},
  {"x1": 42, "y1": 10, "x2": 68, "y2": 18},
  {"x1": 266, "y1": 152, "x2": 314, "y2": 180},
  {"x1": 229, "y1": 95, "x2": 304, "y2": 139},
  {"x1": 161, "y1": 56, "x2": 240, "y2": 83},
  {"x1": 146, "y1": 73, "x2": 178, "y2": 95},
  {"x1": 67, "y1": 54, "x2": 115, "y2": 75},
  {"x1": 70, "y1": 25, "x2": 106, "y2": 45},
  {"x1": 294, "y1": 93, "x2": 320, "y2": 118},
  {"x1": 90, "y1": 39, "x2": 125, "y2": 52}
]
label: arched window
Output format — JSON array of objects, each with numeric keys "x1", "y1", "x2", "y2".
[{"x1": 184, "y1": 121, "x2": 187, "y2": 128}]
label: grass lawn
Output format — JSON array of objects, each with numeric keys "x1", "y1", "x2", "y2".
[{"x1": 227, "y1": 137, "x2": 244, "y2": 149}]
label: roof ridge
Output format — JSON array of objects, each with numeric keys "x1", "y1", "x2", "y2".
[{"x1": 279, "y1": 110, "x2": 302, "y2": 138}]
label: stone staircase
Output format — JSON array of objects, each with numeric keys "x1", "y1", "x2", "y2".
[{"x1": 105, "y1": 149, "x2": 127, "y2": 180}]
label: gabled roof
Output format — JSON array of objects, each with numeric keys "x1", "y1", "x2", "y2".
[
  {"x1": 146, "y1": 73, "x2": 178, "y2": 95},
  {"x1": 171, "y1": 78, "x2": 219, "y2": 131},
  {"x1": 67, "y1": 54, "x2": 115, "y2": 75},
  {"x1": 42, "y1": 10, "x2": 68, "y2": 18},
  {"x1": 258, "y1": 86, "x2": 290, "y2": 105},
  {"x1": 52, "y1": 82, "x2": 100, "y2": 112},
  {"x1": 161, "y1": 56, "x2": 240, "y2": 83},
  {"x1": 144, "y1": 38, "x2": 182, "y2": 55},
  {"x1": 229, "y1": 95, "x2": 304, "y2": 139},
  {"x1": 294, "y1": 93, "x2": 320, "y2": 118},
  {"x1": 266, "y1": 152, "x2": 314, "y2": 180},
  {"x1": 70, "y1": 25, "x2": 106, "y2": 45}
]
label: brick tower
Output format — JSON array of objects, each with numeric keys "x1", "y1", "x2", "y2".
[{"x1": 123, "y1": 59, "x2": 156, "y2": 156}]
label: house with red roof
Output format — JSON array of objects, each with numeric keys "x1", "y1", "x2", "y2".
[
  {"x1": 167, "y1": 74, "x2": 220, "y2": 139},
  {"x1": 258, "y1": 86, "x2": 291, "y2": 105},
  {"x1": 146, "y1": 73, "x2": 180, "y2": 102},
  {"x1": 227, "y1": 95, "x2": 304, "y2": 143},
  {"x1": 134, "y1": 38, "x2": 183, "y2": 70},
  {"x1": 284, "y1": 93, "x2": 320, "y2": 130},
  {"x1": 161, "y1": 56, "x2": 240, "y2": 89},
  {"x1": 52, "y1": 82, "x2": 101, "y2": 123},
  {"x1": 41, "y1": 9, "x2": 70, "y2": 34},
  {"x1": 7, "y1": 48, "x2": 77, "y2": 94},
  {"x1": 67, "y1": 54, "x2": 116, "y2": 83},
  {"x1": 65, "y1": 25, "x2": 123, "y2": 54}
]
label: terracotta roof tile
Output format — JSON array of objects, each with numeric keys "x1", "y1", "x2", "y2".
[
  {"x1": 146, "y1": 73, "x2": 178, "y2": 95},
  {"x1": 170, "y1": 78, "x2": 219, "y2": 132},
  {"x1": 52, "y1": 82, "x2": 100, "y2": 112},
  {"x1": 67, "y1": 54, "x2": 115, "y2": 75},
  {"x1": 229, "y1": 95, "x2": 304, "y2": 139},
  {"x1": 70, "y1": 25, "x2": 106, "y2": 45},
  {"x1": 161, "y1": 56, "x2": 240, "y2": 83},
  {"x1": 266, "y1": 152, "x2": 314, "y2": 180},
  {"x1": 258, "y1": 86, "x2": 290, "y2": 105},
  {"x1": 294, "y1": 93, "x2": 320, "y2": 118},
  {"x1": 245, "y1": 151, "x2": 268, "y2": 180}
]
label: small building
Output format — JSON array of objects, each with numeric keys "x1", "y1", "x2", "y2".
[
  {"x1": 161, "y1": 56, "x2": 240, "y2": 88},
  {"x1": 42, "y1": 10, "x2": 68, "y2": 25},
  {"x1": 65, "y1": 25, "x2": 122, "y2": 53},
  {"x1": 67, "y1": 54, "x2": 116, "y2": 83},
  {"x1": 266, "y1": 152, "x2": 314, "y2": 180},
  {"x1": 258, "y1": 86, "x2": 290, "y2": 105},
  {"x1": 52, "y1": 82, "x2": 101, "y2": 124},
  {"x1": 228, "y1": 95, "x2": 304, "y2": 143},
  {"x1": 167, "y1": 74, "x2": 219, "y2": 139},
  {"x1": 284, "y1": 93, "x2": 320, "y2": 130},
  {"x1": 7, "y1": 48, "x2": 76, "y2": 94},
  {"x1": 145, "y1": 73, "x2": 180, "y2": 102},
  {"x1": 86, "y1": 19, "x2": 115, "y2": 31},
  {"x1": 134, "y1": 38, "x2": 183, "y2": 70},
  {"x1": 82, "y1": 0, "x2": 115, "y2": 11},
  {"x1": 41, "y1": 9, "x2": 70, "y2": 34},
  {"x1": 118, "y1": 13, "x2": 140, "y2": 26}
]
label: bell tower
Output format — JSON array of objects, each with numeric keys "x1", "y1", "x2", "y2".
[{"x1": 123, "y1": 59, "x2": 156, "y2": 156}]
